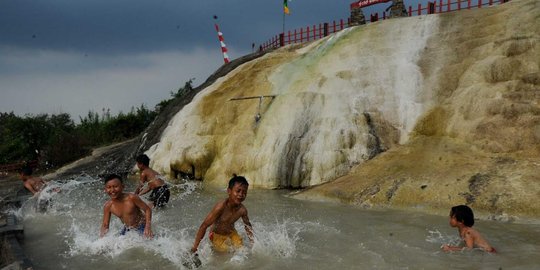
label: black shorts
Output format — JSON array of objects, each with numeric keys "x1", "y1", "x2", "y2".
[{"x1": 149, "y1": 185, "x2": 170, "y2": 208}]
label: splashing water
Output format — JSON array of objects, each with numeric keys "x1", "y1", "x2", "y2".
[{"x1": 9, "y1": 175, "x2": 540, "y2": 269}]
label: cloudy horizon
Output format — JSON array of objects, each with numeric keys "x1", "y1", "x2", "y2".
[{"x1": 0, "y1": 0, "x2": 408, "y2": 120}]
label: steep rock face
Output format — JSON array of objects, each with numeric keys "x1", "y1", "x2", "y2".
[
  {"x1": 148, "y1": 15, "x2": 437, "y2": 188},
  {"x1": 295, "y1": 0, "x2": 540, "y2": 219},
  {"x1": 147, "y1": 0, "x2": 540, "y2": 218}
]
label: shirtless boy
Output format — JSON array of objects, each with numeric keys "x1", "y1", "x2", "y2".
[
  {"x1": 191, "y1": 175, "x2": 254, "y2": 253},
  {"x1": 100, "y1": 174, "x2": 153, "y2": 238},
  {"x1": 19, "y1": 166, "x2": 47, "y2": 195},
  {"x1": 19, "y1": 166, "x2": 58, "y2": 211},
  {"x1": 135, "y1": 154, "x2": 170, "y2": 208},
  {"x1": 442, "y1": 205, "x2": 496, "y2": 253}
]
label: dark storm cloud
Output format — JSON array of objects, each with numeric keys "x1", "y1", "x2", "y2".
[
  {"x1": 0, "y1": 0, "x2": 217, "y2": 54},
  {"x1": 0, "y1": 0, "x2": 401, "y2": 119},
  {"x1": 0, "y1": 0, "x2": 367, "y2": 55}
]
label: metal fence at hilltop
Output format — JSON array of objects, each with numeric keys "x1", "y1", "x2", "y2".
[{"x1": 259, "y1": 0, "x2": 511, "y2": 52}]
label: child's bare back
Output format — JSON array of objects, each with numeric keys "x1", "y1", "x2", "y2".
[
  {"x1": 19, "y1": 167, "x2": 46, "y2": 195},
  {"x1": 459, "y1": 226, "x2": 495, "y2": 252}
]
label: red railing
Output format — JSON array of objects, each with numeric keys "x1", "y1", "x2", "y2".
[
  {"x1": 259, "y1": 0, "x2": 510, "y2": 51},
  {"x1": 260, "y1": 19, "x2": 352, "y2": 51}
]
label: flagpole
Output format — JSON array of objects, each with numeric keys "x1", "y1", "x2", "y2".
[
  {"x1": 213, "y1": 15, "x2": 230, "y2": 64},
  {"x1": 282, "y1": 10, "x2": 285, "y2": 35}
]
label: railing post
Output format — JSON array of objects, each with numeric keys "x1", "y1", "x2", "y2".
[
  {"x1": 439, "y1": 0, "x2": 443, "y2": 13},
  {"x1": 458, "y1": 0, "x2": 461, "y2": 10},
  {"x1": 478, "y1": 0, "x2": 482, "y2": 8},
  {"x1": 408, "y1": 6, "x2": 412, "y2": 16},
  {"x1": 279, "y1": 33, "x2": 284, "y2": 47},
  {"x1": 468, "y1": 0, "x2": 471, "y2": 9},
  {"x1": 340, "y1": 19, "x2": 344, "y2": 30},
  {"x1": 324, "y1": 23, "x2": 329, "y2": 37},
  {"x1": 447, "y1": 0, "x2": 451, "y2": 11},
  {"x1": 489, "y1": 0, "x2": 493, "y2": 6},
  {"x1": 294, "y1": 29, "x2": 297, "y2": 43},
  {"x1": 300, "y1": 28, "x2": 303, "y2": 43},
  {"x1": 428, "y1": 2, "x2": 435, "y2": 14},
  {"x1": 418, "y1": 3, "x2": 422, "y2": 15},
  {"x1": 288, "y1": 30, "x2": 291, "y2": 45},
  {"x1": 307, "y1": 26, "x2": 310, "y2": 41}
]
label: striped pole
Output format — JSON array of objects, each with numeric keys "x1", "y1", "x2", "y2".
[{"x1": 214, "y1": 23, "x2": 230, "y2": 64}]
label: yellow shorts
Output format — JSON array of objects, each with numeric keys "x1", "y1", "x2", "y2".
[{"x1": 209, "y1": 230, "x2": 243, "y2": 253}]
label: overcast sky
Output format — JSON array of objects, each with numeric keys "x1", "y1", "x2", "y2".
[{"x1": 0, "y1": 0, "x2": 420, "y2": 121}]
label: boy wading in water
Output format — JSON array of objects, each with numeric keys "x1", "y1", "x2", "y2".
[
  {"x1": 191, "y1": 175, "x2": 254, "y2": 253},
  {"x1": 19, "y1": 166, "x2": 47, "y2": 195},
  {"x1": 135, "y1": 154, "x2": 170, "y2": 208},
  {"x1": 442, "y1": 205, "x2": 496, "y2": 253},
  {"x1": 19, "y1": 166, "x2": 59, "y2": 211},
  {"x1": 100, "y1": 174, "x2": 153, "y2": 238}
]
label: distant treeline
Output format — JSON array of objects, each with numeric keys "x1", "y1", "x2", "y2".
[{"x1": 0, "y1": 79, "x2": 194, "y2": 169}]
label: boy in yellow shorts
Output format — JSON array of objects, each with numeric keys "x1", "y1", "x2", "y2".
[{"x1": 191, "y1": 175, "x2": 254, "y2": 253}]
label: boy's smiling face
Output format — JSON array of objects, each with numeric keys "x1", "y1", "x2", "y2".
[
  {"x1": 104, "y1": 178, "x2": 124, "y2": 199},
  {"x1": 227, "y1": 183, "x2": 248, "y2": 206}
]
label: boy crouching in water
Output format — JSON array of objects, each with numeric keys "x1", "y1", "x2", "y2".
[
  {"x1": 100, "y1": 174, "x2": 153, "y2": 238},
  {"x1": 191, "y1": 175, "x2": 254, "y2": 253},
  {"x1": 442, "y1": 205, "x2": 496, "y2": 253},
  {"x1": 19, "y1": 166, "x2": 47, "y2": 195},
  {"x1": 19, "y1": 166, "x2": 60, "y2": 212},
  {"x1": 135, "y1": 154, "x2": 170, "y2": 208}
]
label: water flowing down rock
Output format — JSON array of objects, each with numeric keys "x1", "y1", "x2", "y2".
[{"x1": 55, "y1": 0, "x2": 538, "y2": 219}]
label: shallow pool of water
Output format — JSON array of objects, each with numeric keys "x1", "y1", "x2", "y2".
[{"x1": 14, "y1": 175, "x2": 540, "y2": 269}]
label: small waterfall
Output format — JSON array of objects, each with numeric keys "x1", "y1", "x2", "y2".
[{"x1": 147, "y1": 15, "x2": 439, "y2": 188}]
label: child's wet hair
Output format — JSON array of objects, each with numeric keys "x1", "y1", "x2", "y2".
[
  {"x1": 228, "y1": 174, "x2": 249, "y2": 189},
  {"x1": 19, "y1": 166, "x2": 33, "y2": 176},
  {"x1": 104, "y1": 173, "x2": 123, "y2": 184},
  {"x1": 136, "y1": 154, "x2": 150, "y2": 167},
  {"x1": 450, "y1": 205, "x2": 475, "y2": 227}
]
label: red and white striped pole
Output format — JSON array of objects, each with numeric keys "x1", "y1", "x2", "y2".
[{"x1": 214, "y1": 23, "x2": 230, "y2": 64}]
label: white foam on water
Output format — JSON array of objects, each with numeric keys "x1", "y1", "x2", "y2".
[{"x1": 426, "y1": 229, "x2": 461, "y2": 247}]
